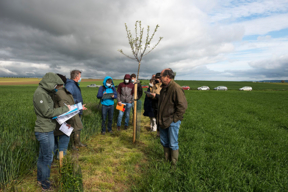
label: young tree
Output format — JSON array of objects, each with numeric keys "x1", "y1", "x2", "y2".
[{"x1": 118, "y1": 21, "x2": 163, "y2": 143}]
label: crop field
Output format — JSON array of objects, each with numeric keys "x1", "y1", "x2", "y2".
[
  {"x1": 0, "y1": 85, "x2": 102, "y2": 189},
  {"x1": 1, "y1": 79, "x2": 288, "y2": 191},
  {"x1": 135, "y1": 90, "x2": 288, "y2": 191}
]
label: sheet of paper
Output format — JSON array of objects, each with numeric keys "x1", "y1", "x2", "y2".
[
  {"x1": 55, "y1": 102, "x2": 82, "y2": 118},
  {"x1": 56, "y1": 110, "x2": 79, "y2": 125},
  {"x1": 59, "y1": 122, "x2": 74, "y2": 136}
]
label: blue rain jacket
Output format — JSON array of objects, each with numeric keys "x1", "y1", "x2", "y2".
[
  {"x1": 97, "y1": 76, "x2": 117, "y2": 106},
  {"x1": 65, "y1": 79, "x2": 84, "y2": 114}
]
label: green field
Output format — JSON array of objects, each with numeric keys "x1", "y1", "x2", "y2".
[{"x1": 1, "y1": 81, "x2": 288, "y2": 191}]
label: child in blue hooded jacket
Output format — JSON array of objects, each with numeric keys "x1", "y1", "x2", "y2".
[{"x1": 97, "y1": 76, "x2": 117, "y2": 134}]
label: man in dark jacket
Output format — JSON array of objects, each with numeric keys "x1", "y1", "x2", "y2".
[
  {"x1": 130, "y1": 73, "x2": 143, "y2": 100},
  {"x1": 65, "y1": 70, "x2": 87, "y2": 147},
  {"x1": 117, "y1": 74, "x2": 134, "y2": 130},
  {"x1": 157, "y1": 68, "x2": 188, "y2": 167},
  {"x1": 33, "y1": 72, "x2": 70, "y2": 190}
]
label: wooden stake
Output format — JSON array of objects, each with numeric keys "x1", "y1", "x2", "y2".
[
  {"x1": 59, "y1": 151, "x2": 64, "y2": 168},
  {"x1": 133, "y1": 83, "x2": 137, "y2": 143}
]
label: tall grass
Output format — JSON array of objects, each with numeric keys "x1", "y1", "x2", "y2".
[
  {"x1": 0, "y1": 86, "x2": 102, "y2": 188},
  {"x1": 135, "y1": 90, "x2": 288, "y2": 191},
  {"x1": 1, "y1": 83, "x2": 288, "y2": 190}
]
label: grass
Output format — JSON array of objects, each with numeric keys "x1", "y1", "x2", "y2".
[
  {"x1": 133, "y1": 90, "x2": 288, "y2": 191},
  {"x1": 8, "y1": 111, "x2": 155, "y2": 191},
  {"x1": 1, "y1": 81, "x2": 288, "y2": 191}
]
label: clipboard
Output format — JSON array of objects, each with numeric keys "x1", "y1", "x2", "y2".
[
  {"x1": 116, "y1": 103, "x2": 126, "y2": 112},
  {"x1": 102, "y1": 93, "x2": 114, "y2": 99},
  {"x1": 144, "y1": 91, "x2": 153, "y2": 96}
]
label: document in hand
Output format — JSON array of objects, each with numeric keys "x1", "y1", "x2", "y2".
[
  {"x1": 59, "y1": 122, "x2": 74, "y2": 136},
  {"x1": 52, "y1": 102, "x2": 83, "y2": 125},
  {"x1": 116, "y1": 103, "x2": 126, "y2": 112},
  {"x1": 102, "y1": 93, "x2": 114, "y2": 100}
]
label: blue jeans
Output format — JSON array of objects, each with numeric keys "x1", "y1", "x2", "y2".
[
  {"x1": 159, "y1": 120, "x2": 181, "y2": 150},
  {"x1": 102, "y1": 105, "x2": 114, "y2": 132},
  {"x1": 54, "y1": 134, "x2": 70, "y2": 159},
  {"x1": 35, "y1": 131, "x2": 54, "y2": 189},
  {"x1": 117, "y1": 102, "x2": 133, "y2": 127}
]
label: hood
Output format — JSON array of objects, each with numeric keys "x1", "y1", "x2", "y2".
[
  {"x1": 103, "y1": 76, "x2": 114, "y2": 88},
  {"x1": 39, "y1": 72, "x2": 64, "y2": 92},
  {"x1": 123, "y1": 74, "x2": 131, "y2": 83}
]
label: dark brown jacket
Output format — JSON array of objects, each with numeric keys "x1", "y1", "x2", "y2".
[
  {"x1": 157, "y1": 80, "x2": 188, "y2": 129},
  {"x1": 52, "y1": 87, "x2": 83, "y2": 136}
]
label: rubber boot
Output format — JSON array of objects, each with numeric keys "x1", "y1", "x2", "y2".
[
  {"x1": 171, "y1": 149, "x2": 179, "y2": 168},
  {"x1": 157, "y1": 131, "x2": 160, "y2": 137},
  {"x1": 164, "y1": 147, "x2": 171, "y2": 161},
  {"x1": 71, "y1": 132, "x2": 79, "y2": 151},
  {"x1": 74, "y1": 131, "x2": 87, "y2": 147}
]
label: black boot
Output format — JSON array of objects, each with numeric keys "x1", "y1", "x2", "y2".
[
  {"x1": 71, "y1": 133, "x2": 79, "y2": 151},
  {"x1": 171, "y1": 149, "x2": 179, "y2": 169},
  {"x1": 74, "y1": 131, "x2": 87, "y2": 147},
  {"x1": 164, "y1": 147, "x2": 171, "y2": 162}
]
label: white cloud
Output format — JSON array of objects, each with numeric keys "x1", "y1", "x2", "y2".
[
  {"x1": 250, "y1": 55, "x2": 288, "y2": 69},
  {"x1": 234, "y1": 13, "x2": 288, "y2": 35},
  {"x1": 257, "y1": 35, "x2": 271, "y2": 41},
  {"x1": 210, "y1": 0, "x2": 288, "y2": 23}
]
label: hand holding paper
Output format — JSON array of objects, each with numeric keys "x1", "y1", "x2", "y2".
[
  {"x1": 52, "y1": 102, "x2": 83, "y2": 125},
  {"x1": 59, "y1": 122, "x2": 74, "y2": 136}
]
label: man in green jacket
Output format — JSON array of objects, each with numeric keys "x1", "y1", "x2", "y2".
[
  {"x1": 33, "y1": 72, "x2": 70, "y2": 190},
  {"x1": 157, "y1": 68, "x2": 188, "y2": 167}
]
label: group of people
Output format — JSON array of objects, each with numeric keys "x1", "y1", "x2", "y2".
[
  {"x1": 96, "y1": 73, "x2": 143, "y2": 134},
  {"x1": 33, "y1": 70, "x2": 87, "y2": 190},
  {"x1": 33, "y1": 68, "x2": 187, "y2": 191}
]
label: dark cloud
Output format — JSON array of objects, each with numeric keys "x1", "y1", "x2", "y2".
[{"x1": 0, "y1": 0, "x2": 286, "y2": 80}]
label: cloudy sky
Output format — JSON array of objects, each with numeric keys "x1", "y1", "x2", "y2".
[{"x1": 0, "y1": 0, "x2": 288, "y2": 80}]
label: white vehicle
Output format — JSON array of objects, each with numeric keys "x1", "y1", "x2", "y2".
[
  {"x1": 87, "y1": 84, "x2": 97, "y2": 88},
  {"x1": 214, "y1": 86, "x2": 228, "y2": 91},
  {"x1": 239, "y1": 86, "x2": 252, "y2": 91},
  {"x1": 197, "y1": 86, "x2": 210, "y2": 90}
]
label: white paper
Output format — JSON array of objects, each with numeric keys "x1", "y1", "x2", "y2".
[
  {"x1": 56, "y1": 110, "x2": 79, "y2": 125},
  {"x1": 53, "y1": 102, "x2": 82, "y2": 124},
  {"x1": 56, "y1": 102, "x2": 82, "y2": 118},
  {"x1": 59, "y1": 122, "x2": 74, "y2": 136}
]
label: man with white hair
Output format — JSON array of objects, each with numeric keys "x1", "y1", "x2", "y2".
[{"x1": 157, "y1": 68, "x2": 187, "y2": 167}]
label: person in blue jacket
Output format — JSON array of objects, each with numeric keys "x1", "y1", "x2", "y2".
[
  {"x1": 65, "y1": 69, "x2": 87, "y2": 147},
  {"x1": 97, "y1": 76, "x2": 117, "y2": 134}
]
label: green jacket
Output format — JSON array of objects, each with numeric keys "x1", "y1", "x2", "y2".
[
  {"x1": 33, "y1": 73, "x2": 69, "y2": 132},
  {"x1": 157, "y1": 80, "x2": 188, "y2": 129},
  {"x1": 52, "y1": 87, "x2": 83, "y2": 136}
]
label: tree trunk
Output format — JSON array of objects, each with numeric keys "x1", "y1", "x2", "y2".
[
  {"x1": 133, "y1": 61, "x2": 141, "y2": 143},
  {"x1": 133, "y1": 83, "x2": 137, "y2": 143}
]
